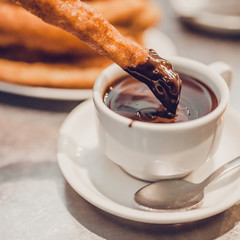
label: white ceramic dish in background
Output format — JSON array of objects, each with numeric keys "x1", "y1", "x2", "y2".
[
  {"x1": 57, "y1": 100, "x2": 240, "y2": 224},
  {"x1": 0, "y1": 28, "x2": 177, "y2": 100},
  {"x1": 170, "y1": 0, "x2": 240, "y2": 35}
]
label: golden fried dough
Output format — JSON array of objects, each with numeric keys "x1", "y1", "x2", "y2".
[
  {"x1": 0, "y1": 57, "x2": 111, "y2": 88},
  {"x1": 0, "y1": 1, "x2": 156, "y2": 56},
  {"x1": 12, "y1": 0, "x2": 149, "y2": 68},
  {"x1": 0, "y1": 0, "x2": 160, "y2": 88}
]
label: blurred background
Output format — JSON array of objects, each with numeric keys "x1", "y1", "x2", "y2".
[{"x1": 157, "y1": 0, "x2": 240, "y2": 111}]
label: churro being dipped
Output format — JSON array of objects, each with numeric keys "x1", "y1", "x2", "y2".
[
  {"x1": 0, "y1": 0, "x2": 156, "y2": 56},
  {"x1": 12, "y1": 0, "x2": 181, "y2": 114}
]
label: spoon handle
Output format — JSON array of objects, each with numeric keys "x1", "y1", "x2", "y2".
[{"x1": 201, "y1": 156, "x2": 240, "y2": 187}]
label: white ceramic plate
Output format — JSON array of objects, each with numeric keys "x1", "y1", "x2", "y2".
[
  {"x1": 57, "y1": 100, "x2": 240, "y2": 224},
  {"x1": 170, "y1": 0, "x2": 240, "y2": 35},
  {"x1": 0, "y1": 28, "x2": 177, "y2": 100}
]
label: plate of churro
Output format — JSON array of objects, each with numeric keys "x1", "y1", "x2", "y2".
[{"x1": 0, "y1": 0, "x2": 177, "y2": 100}]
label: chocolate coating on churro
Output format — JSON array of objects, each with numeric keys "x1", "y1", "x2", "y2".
[
  {"x1": 13, "y1": 0, "x2": 181, "y2": 113},
  {"x1": 125, "y1": 49, "x2": 181, "y2": 114}
]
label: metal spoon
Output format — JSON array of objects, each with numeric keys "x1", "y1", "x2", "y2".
[{"x1": 134, "y1": 156, "x2": 240, "y2": 211}]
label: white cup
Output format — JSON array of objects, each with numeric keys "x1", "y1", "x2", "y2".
[{"x1": 93, "y1": 56, "x2": 232, "y2": 181}]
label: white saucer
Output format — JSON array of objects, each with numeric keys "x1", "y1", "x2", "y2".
[
  {"x1": 57, "y1": 100, "x2": 240, "y2": 224},
  {"x1": 0, "y1": 28, "x2": 177, "y2": 100},
  {"x1": 170, "y1": 0, "x2": 240, "y2": 35}
]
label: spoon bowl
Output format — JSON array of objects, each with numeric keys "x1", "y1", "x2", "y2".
[
  {"x1": 135, "y1": 179, "x2": 204, "y2": 211},
  {"x1": 134, "y1": 156, "x2": 240, "y2": 211}
]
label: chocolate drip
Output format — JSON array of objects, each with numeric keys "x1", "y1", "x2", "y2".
[{"x1": 124, "y1": 49, "x2": 181, "y2": 115}]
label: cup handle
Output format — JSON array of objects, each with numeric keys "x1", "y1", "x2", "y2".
[{"x1": 208, "y1": 61, "x2": 232, "y2": 89}]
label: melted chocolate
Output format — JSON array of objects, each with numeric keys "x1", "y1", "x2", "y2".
[
  {"x1": 103, "y1": 74, "x2": 218, "y2": 124},
  {"x1": 124, "y1": 49, "x2": 181, "y2": 115}
]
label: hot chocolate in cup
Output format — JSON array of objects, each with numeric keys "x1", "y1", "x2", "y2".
[{"x1": 93, "y1": 57, "x2": 232, "y2": 181}]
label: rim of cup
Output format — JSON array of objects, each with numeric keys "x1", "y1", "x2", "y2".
[{"x1": 93, "y1": 56, "x2": 229, "y2": 132}]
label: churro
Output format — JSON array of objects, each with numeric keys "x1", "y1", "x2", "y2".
[
  {"x1": 0, "y1": 56, "x2": 110, "y2": 88},
  {"x1": 13, "y1": 0, "x2": 148, "y2": 68},
  {"x1": 0, "y1": 1, "x2": 155, "y2": 56},
  {"x1": 13, "y1": 0, "x2": 181, "y2": 113},
  {"x1": 0, "y1": 0, "x2": 157, "y2": 90}
]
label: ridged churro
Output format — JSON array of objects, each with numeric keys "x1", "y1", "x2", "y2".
[
  {"x1": 0, "y1": 56, "x2": 110, "y2": 88},
  {"x1": 11, "y1": 0, "x2": 180, "y2": 113},
  {"x1": 0, "y1": 0, "x2": 158, "y2": 90},
  {"x1": 0, "y1": 1, "x2": 157, "y2": 56},
  {"x1": 13, "y1": 0, "x2": 149, "y2": 68}
]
